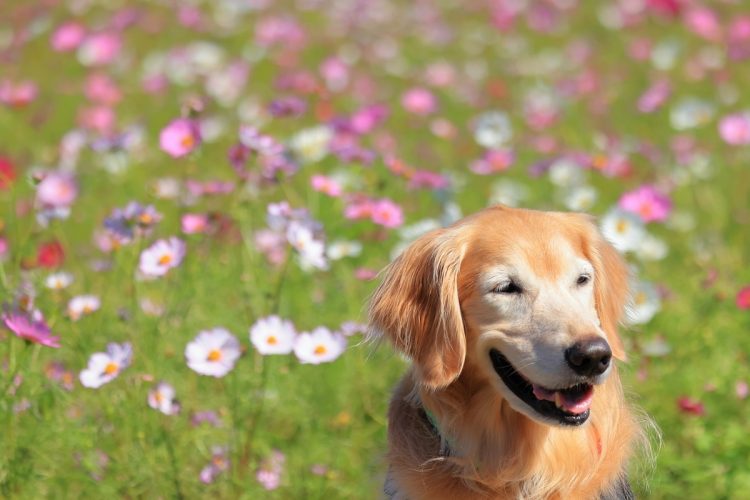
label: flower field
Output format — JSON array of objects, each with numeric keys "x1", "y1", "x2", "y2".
[{"x1": 1, "y1": 0, "x2": 750, "y2": 498}]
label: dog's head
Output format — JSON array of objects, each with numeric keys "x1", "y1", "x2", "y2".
[{"x1": 369, "y1": 206, "x2": 629, "y2": 427}]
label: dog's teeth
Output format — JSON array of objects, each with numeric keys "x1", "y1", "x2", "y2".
[{"x1": 554, "y1": 392, "x2": 564, "y2": 409}]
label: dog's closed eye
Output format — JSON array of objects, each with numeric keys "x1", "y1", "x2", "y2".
[{"x1": 492, "y1": 281, "x2": 523, "y2": 294}]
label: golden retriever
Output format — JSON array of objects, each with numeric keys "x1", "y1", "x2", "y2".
[{"x1": 369, "y1": 206, "x2": 648, "y2": 499}]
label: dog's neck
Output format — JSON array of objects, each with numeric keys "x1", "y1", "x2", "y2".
[{"x1": 412, "y1": 362, "x2": 640, "y2": 498}]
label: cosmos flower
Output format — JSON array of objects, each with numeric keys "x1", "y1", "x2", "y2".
[
  {"x1": 474, "y1": 111, "x2": 513, "y2": 149},
  {"x1": 401, "y1": 87, "x2": 437, "y2": 116},
  {"x1": 311, "y1": 175, "x2": 343, "y2": 197},
  {"x1": 294, "y1": 327, "x2": 347, "y2": 365},
  {"x1": 80, "y1": 342, "x2": 132, "y2": 388},
  {"x1": 185, "y1": 328, "x2": 241, "y2": 377},
  {"x1": 200, "y1": 446, "x2": 230, "y2": 484},
  {"x1": 2, "y1": 307, "x2": 60, "y2": 348},
  {"x1": 564, "y1": 185, "x2": 598, "y2": 212},
  {"x1": 627, "y1": 281, "x2": 662, "y2": 325},
  {"x1": 288, "y1": 125, "x2": 332, "y2": 163},
  {"x1": 370, "y1": 199, "x2": 404, "y2": 228},
  {"x1": 326, "y1": 240, "x2": 363, "y2": 260},
  {"x1": 600, "y1": 208, "x2": 646, "y2": 252},
  {"x1": 147, "y1": 382, "x2": 180, "y2": 415},
  {"x1": 139, "y1": 237, "x2": 186, "y2": 277},
  {"x1": 256, "y1": 450, "x2": 285, "y2": 490},
  {"x1": 181, "y1": 213, "x2": 209, "y2": 234},
  {"x1": 618, "y1": 185, "x2": 672, "y2": 222},
  {"x1": 736, "y1": 286, "x2": 750, "y2": 310},
  {"x1": 68, "y1": 295, "x2": 101, "y2": 321},
  {"x1": 45, "y1": 271, "x2": 74, "y2": 290},
  {"x1": 51, "y1": 22, "x2": 86, "y2": 52},
  {"x1": 249, "y1": 316, "x2": 297, "y2": 355},
  {"x1": 718, "y1": 113, "x2": 750, "y2": 145},
  {"x1": 36, "y1": 172, "x2": 78, "y2": 208},
  {"x1": 159, "y1": 118, "x2": 201, "y2": 158}
]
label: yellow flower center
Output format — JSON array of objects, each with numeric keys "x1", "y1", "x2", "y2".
[
  {"x1": 635, "y1": 292, "x2": 647, "y2": 305},
  {"x1": 154, "y1": 391, "x2": 163, "y2": 403},
  {"x1": 267, "y1": 335, "x2": 278, "y2": 345},
  {"x1": 616, "y1": 220, "x2": 629, "y2": 234},
  {"x1": 104, "y1": 362, "x2": 119, "y2": 376},
  {"x1": 207, "y1": 349, "x2": 222, "y2": 362},
  {"x1": 592, "y1": 155, "x2": 608, "y2": 170},
  {"x1": 639, "y1": 203, "x2": 653, "y2": 218},
  {"x1": 139, "y1": 213, "x2": 153, "y2": 225},
  {"x1": 158, "y1": 254, "x2": 172, "y2": 266},
  {"x1": 181, "y1": 135, "x2": 195, "y2": 149},
  {"x1": 83, "y1": 305, "x2": 93, "y2": 314},
  {"x1": 314, "y1": 344, "x2": 327, "y2": 356}
]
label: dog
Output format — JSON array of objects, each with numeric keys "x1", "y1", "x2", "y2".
[{"x1": 369, "y1": 205, "x2": 649, "y2": 499}]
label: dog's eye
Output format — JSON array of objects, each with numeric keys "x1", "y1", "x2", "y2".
[
  {"x1": 576, "y1": 274, "x2": 591, "y2": 286},
  {"x1": 493, "y1": 281, "x2": 523, "y2": 294}
]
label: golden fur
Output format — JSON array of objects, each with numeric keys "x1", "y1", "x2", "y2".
[{"x1": 369, "y1": 206, "x2": 649, "y2": 499}]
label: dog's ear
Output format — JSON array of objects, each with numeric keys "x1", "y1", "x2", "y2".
[
  {"x1": 368, "y1": 228, "x2": 467, "y2": 389},
  {"x1": 587, "y1": 224, "x2": 630, "y2": 361}
]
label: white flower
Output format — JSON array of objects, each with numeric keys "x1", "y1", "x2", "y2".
[
  {"x1": 148, "y1": 382, "x2": 180, "y2": 415},
  {"x1": 80, "y1": 342, "x2": 132, "y2": 388},
  {"x1": 627, "y1": 281, "x2": 661, "y2": 325},
  {"x1": 139, "y1": 237, "x2": 186, "y2": 277},
  {"x1": 294, "y1": 327, "x2": 347, "y2": 365},
  {"x1": 287, "y1": 222, "x2": 328, "y2": 271},
  {"x1": 635, "y1": 233, "x2": 668, "y2": 261},
  {"x1": 288, "y1": 125, "x2": 332, "y2": 163},
  {"x1": 473, "y1": 111, "x2": 512, "y2": 149},
  {"x1": 68, "y1": 295, "x2": 100, "y2": 321},
  {"x1": 641, "y1": 336, "x2": 671, "y2": 357},
  {"x1": 669, "y1": 97, "x2": 715, "y2": 131},
  {"x1": 548, "y1": 158, "x2": 584, "y2": 187},
  {"x1": 564, "y1": 185, "x2": 598, "y2": 212},
  {"x1": 250, "y1": 316, "x2": 297, "y2": 355},
  {"x1": 488, "y1": 180, "x2": 528, "y2": 207},
  {"x1": 45, "y1": 272, "x2": 74, "y2": 290},
  {"x1": 326, "y1": 240, "x2": 363, "y2": 260},
  {"x1": 600, "y1": 209, "x2": 646, "y2": 252},
  {"x1": 185, "y1": 328, "x2": 241, "y2": 377}
]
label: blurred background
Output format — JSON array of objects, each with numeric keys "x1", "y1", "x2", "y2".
[{"x1": 1, "y1": 0, "x2": 749, "y2": 498}]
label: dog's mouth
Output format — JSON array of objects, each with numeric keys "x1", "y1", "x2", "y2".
[{"x1": 489, "y1": 349, "x2": 593, "y2": 426}]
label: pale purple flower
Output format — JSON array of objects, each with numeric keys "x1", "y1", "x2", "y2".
[
  {"x1": 37, "y1": 172, "x2": 78, "y2": 208},
  {"x1": 185, "y1": 328, "x2": 241, "y2": 377},
  {"x1": 250, "y1": 316, "x2": 297, "y2": 355},
  {"x1": 80, "y1": 342, "x2": 132, "y2": 388},
  {"x1": 159, "y1": 118, "x2": 201, "y2": 158},
  {"x1": 294, "y1": 327, "x2": 346, "y2": 364},
  {"x1": 200, "y1": 447, "x2": 230, "y2": 484},
  {"x1": 139, "y1": 237, "x2": 186, "y2": 277},
  {"x1": 148, "y1": 382, "x2": 180, "y2": 415},
  {"x1": 2, "y1": 307, "x2": 60, "y2": 348}
]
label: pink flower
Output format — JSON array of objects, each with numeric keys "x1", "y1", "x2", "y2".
[
  {"x1": 737, "y1": 286, "x2": 750, "y2": 310},
  {"x1": 78, "y1": 106, "x2": 115, "y2": 134},
  {"x1": 718, "y1": 113, "x2": 750, "y2": 146},
  {"x1": 311, "y1": 175, "x2": 342, "y2": 197},
  {"x1": 401, "y1": 87, "x2": 437, "y2": 116},
  {"x1": 2, "y1": 308, "x2": 60, "y2": 348},
  {"x1": 51, "y1": 22, "x2": 86, "y2": 52},
  {"x1": 684, "y1": 7, "x2": 721, "y2": 42},
  {"x1": 370, "y1": 199, "x2": 404, "y2": 228},
  {"x1": 139, "y1": 237, "x2": 186, "y2": 277},
  {"x1": 677, "y1": 396, "x2": 705, "y2": 416},
  {"x1": 638, "y1": 80, "x2": 671, "y2": 113},
  {"x1": 354, "y1": 267, "x2": 377, "y2": 280},
  {"x1": 0, "y1": 80, "x2": 38, "y2": 108},
  {"x1": 344, "y1": 198, "x2": 374, "y2": 220},
  {"x1": 78, "y1": 32, "x2": 122, "y2": 66},
  {"x1": 618, "y1": 185, "x2": 672, "y2": 223},
  {"x1": 256, "y1": 450, "x2": 285, "y2": 490},
  {"x1": 470, "y1": 149, "x2": 515, "y2": 175},
  {"x1": 85, "y1": 73, "x2": 122, "y2": 105},
  {"x1": 736, "y1": 381, "x2": 749, "y2": 400},
  {"x1": 160, "y1": 118, "x2": 201, "y2": 158},
  {"x1": 37, "y1": 172, "x2": 78, "y2": 208},
  {"x1": 181, "y1": 214, "x2": 209, "y2": 234}
]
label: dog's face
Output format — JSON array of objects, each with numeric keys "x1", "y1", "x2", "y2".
[{"x1": 369, "y1": 206, "x2": 629, "y2": 427}]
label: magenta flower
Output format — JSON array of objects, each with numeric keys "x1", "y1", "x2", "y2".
[
  {"x1": 159, "y1": 118, "x2": 201, "y2": 158},
  {"x1": 618, "y1": 185, "x2": 672, "y2": 223},
  {"x1": 181, "y1": 213, "x2": 209, "y2": 234},
  {"x1": 718, "y1": 113, "x2": 750, "y2": 146},
  {"x1": 311, "y1": 175, "x2": 343, "y2": 197},
  {"x1": 2, "y1": 308, "x2": 60, "y2": 348},
  {"x1": 78, "y1": 32, "x2": 122, "y2": 66}
]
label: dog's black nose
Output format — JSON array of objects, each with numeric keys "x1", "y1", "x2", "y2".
[{"x1": 565, "y1": 338, "x2": 612, "y2": 377}]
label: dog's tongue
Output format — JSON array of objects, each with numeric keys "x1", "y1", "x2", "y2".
[{"x1": 532, "y1": 384, "x2": 593, "y2": 415}]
